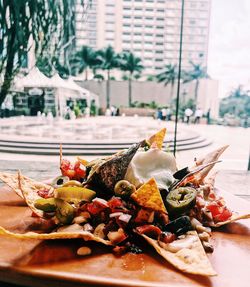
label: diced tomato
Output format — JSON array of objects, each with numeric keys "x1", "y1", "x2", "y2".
[
  {"x1": 134, "y1": 209, "x2": 154, "y2": 224},
  {"x1": 206, "y1": 202, "x2": 232, "y2": 223},
  {"x1": 31, "y1": 211, "x2": 40, "y2": 218},
  {"x1": 62, "y1": 169, "x2": 76, "y2": 179},
  {"x1": 37, "y1": 188, "x2": 52, "y2": 199},
  {"x1": 108, "y1": 197, "x2": 123, "y2": 212},
  {"x1": 208, "y1": 193, "x2": 216, "y2": 200},
  {"x1": 136, "y1": 225, "x2": 162, "y2": 239},
  {"x1": 86, "y1": 201, "x2": 108, "y2": 216},
  {"x1": 216, "y1": 197, "x2": 225, "y2": 207},
  {"x1": 206, "y1": 202, "x2": 222, "y2": 217},
  {"x1": 61, "y1": 160, "x2": 86, "y2": 180},
  {"x1": 214, "y1": 208, "x2": 232, "y2": 223},
  {"x1": 74, "y1": 161, "x2": 86, "y2": 180},
  {"x1": 60, "y1": 159, "x2": 72, "y2": 171},
  {"x1": 159, "y1": 232, "x2": 176, "y2": 244}
]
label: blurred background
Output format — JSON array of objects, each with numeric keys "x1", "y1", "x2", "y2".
[{"x1": 0, "y1": 0, "x2": 249, "y2": 178}]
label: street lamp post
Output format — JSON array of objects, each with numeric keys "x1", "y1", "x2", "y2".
[
  {"x1": 248, "y1": 147, "x2": 250, "y2": 171},
  {"x1": 173, "y1": 0, "x2": 185, "y2": 156}
]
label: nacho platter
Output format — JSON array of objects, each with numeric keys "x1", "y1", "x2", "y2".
[{"x1": 0, "y1": 128, "x2": 249, "y2": 287}]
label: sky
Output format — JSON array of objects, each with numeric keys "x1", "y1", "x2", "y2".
[{"x1": 208, "y1": 0, "x2": 250, "y2": 98}]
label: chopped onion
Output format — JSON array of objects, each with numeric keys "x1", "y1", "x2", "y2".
[
  {"x1": 118, "y1": 213, "x2": 132, "y2": 223},
  {"x1": 110, "y1": 212, "x2": 124, "y2": 218},
  {"x1": 92, "y1": 198, "x2": 108, "y2": 207},
  {"x1": 83, "y1": 223, "x2": 93, "y2": 232}
]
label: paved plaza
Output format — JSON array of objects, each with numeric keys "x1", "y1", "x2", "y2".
[{"x1": 0, "y1": 116, "x2": 249, "y2": 170}]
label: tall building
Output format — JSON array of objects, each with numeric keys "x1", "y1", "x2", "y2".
[{"x1": 75, "y1": 0, "x2": 211, "y2": 75}]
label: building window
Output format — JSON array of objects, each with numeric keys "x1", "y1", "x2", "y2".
[
  {"x1": 189, "y1": 19, "x2": 196, "y2": 25},
  {"x1": 156, "y1": 17, "x2": 164, "y2": 21},
  {"x1": 156, "y1": 34, "x2": 163, "y2": 37}
]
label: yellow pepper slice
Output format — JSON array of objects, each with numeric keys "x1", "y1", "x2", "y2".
[{"x1": 54, "y1": 186, "x2": 96, "y2": 204}]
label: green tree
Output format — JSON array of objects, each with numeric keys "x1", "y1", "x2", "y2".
[
  {"x1": 183, "y1": 62, "x2": 209, "y2": 107},
  {"x1": 156, "y1": 64, "x2": 178, "y2": 101},
  {"x1": 0, "y1": 0, "x2": 90, "y2": 107},
  {"x1": 120, "y1": 52, "x2": 143, "y2": 107},
  {"x1": 74, "y1": 46, "x2": 102, "y2": 80},
  {"x1": 97, "y1": 46, "x2": 120, "y2": 108},
  {"x1": 220, "y1": 85, "x2": 250, "y2": 118}
]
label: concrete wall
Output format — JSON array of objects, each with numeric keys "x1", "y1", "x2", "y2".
[{"x1": 77, "y1": 78, "x2": 219, "y2": 118}]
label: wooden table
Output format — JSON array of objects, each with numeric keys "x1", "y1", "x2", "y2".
[{"x1": 0, "y1": 170, "x2": 249, "y2": 287}]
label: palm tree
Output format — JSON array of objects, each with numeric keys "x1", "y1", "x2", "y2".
[
  {"x1": 97, "y1": 46, "x2": 120, "y2": 108},
  {"x1": 156, "y1": 64, "x2": 178, "y2": 101},
  {"x1": 120, "y1": 52, "x2": 143, "y2": 107},
  {"x1": 74, "y1": 46, "x2": 102, "y2": 80},
  {"x1": 183, "y1": 62, "x2": 209, "y2": 107}
]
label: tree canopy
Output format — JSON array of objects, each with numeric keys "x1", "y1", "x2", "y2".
[
  {"x1": 0, "y1": 0, "x2": 89, "y2": 106},
  {"x1": 220, "y1": 86, "x2": 250, "y2": 118}
]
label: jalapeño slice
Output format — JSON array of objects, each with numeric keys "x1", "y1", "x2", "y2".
[
  {"x1": 166, "y1": 187, "x2": 197, "y2": 217},
  {"x1": 34, "y1": 198, "x2": 57, "y2": 212}
]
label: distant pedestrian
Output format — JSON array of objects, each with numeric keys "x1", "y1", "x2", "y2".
[
  {"x1": 184, "y1": 108, "x2": 193, "y2": 124},
  {"x1": 116, "y1": 107, "x2": 120, "y2": 116},
  {"x1": 206, "y1": 108, "x2": 211, "y2": 125},
  {"x1": 110, "y1": 105, "x2": 116, "y2": 116},
  {"x1": 162, "y1": 108, "x2": 167, "y2": 120},
  {"x1": 194, "y1": 108, "x2": 203, "y2": 124},
  {"x1": 166, "y1": 107, "x2": 172, "y2": 121},
  {"x1": 157, "y1": 108, "x2": 163, "y2": 120},
  {"x1": 105, "y1": 108, "x2": 111, "y2": 116}
]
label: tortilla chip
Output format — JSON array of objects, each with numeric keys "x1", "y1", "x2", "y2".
[
  {"x1": 142, "y1": 231, "x2": 216, "y2": 276},
  {"x1": 0, "y1": 172, "x2": 28, "y2": 198},
  {"x1": 0, "y1": 226, "x2": 111, "y2": 246},
  {"x1": 131, "y1": 178, "x2": 167, "y2": 213},
  {"x1": 194, "y1": 145, "x2": 229, "y2": 181},
  {"x1": 18, "y1": 171, "x2": 54, "y2": 217},
  {"x1": 148, "y1": 128, "x2": 166, "y2": 149},
  {"x1": 210, "y1": 213, "x2": 250, "y2": 227},
  {"x1": 77, "y1": 157, "x2": 89, "y2": 166}
]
